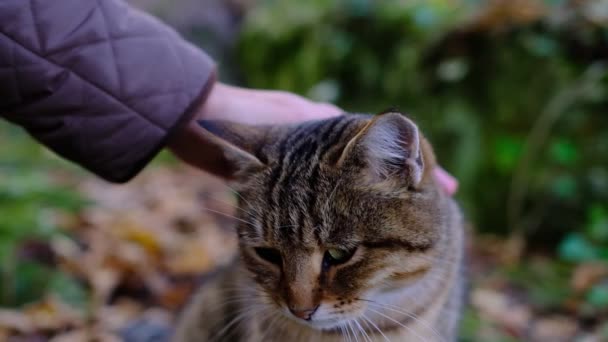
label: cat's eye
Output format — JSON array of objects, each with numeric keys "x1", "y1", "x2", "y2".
[
  {"x1": 327, "y1": 248, "x2": 348, "y2": 261},
  {"x1": 254, "y1": 247, "x2": 282, "y2": 266},
  {"x1": 323, "y1": 247, "x2": 356, "y2": 267}
]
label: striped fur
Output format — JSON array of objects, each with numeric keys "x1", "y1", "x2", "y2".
[{"x1": 174, "y1": 113, "x2": 466, "y2": 342}]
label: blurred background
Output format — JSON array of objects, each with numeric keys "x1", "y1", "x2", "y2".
[{"x1": 1, "y1": 0, "x2": 608, "y2": 341}]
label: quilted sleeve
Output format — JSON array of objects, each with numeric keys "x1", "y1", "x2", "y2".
[{"x1": 0, "y1": 0, "x2": 216, "y2": 182}]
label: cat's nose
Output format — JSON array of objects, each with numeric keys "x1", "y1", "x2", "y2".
[{"x1": 289, "y1": 305, "x2": 319, "y2": 320}]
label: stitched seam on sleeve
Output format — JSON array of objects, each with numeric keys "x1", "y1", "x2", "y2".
[
  {"x1": 122, "y1": 88, "x2": 192, "y2": 103},
  {"x1": 97, "y1": 0, "x2": 123, "y2": 99},
  {"x1": 163, "y1": 32, "x2": 187, "y2": 100},
  {"x1": 10, "y1": 38, "x2": 22, "y2": 104},
  {"x1": 0, "y1": 31, "x2": 168, "y2": 131},
  {"x1": 46, "y1": 34, "x2": 160, "y2": 58},
  {"x1": 29, "y1": 0, "x2": 43, "y2": 52}
]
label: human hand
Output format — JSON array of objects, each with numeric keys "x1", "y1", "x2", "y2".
[
  {"x1": 198, "y1": 83, "x2": 342, "y2": 124},
  {"x1": 434, "y1": 166, "x2": 458, "y2": 196},
  {"x1": 168, "y1": 83, "x2": 341, "y2": 175},
  {"x1": 168, "y1": 83, "x2": 458, "y2": 195}
]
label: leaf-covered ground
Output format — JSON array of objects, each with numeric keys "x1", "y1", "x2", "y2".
[
  {"x1": 1, "y1": 161, "x2": 606, "y2": 341},
  {"x1": 0, "y1": 163, "x2": 237, "y2": 341}
]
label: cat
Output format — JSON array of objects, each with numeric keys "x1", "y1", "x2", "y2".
[{"x1": 173, "y1": 112, "x2": 466, "y2": 342}]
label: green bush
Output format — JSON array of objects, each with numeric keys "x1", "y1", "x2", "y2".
[
  {"x1": 237, "y1": 0, "x2": 608, "y2": 258},
  {"x1": 0, "y1": 123, "x2": 89, "y2": 307}
]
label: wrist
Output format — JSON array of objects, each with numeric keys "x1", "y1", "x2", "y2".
[
  {"x1": 196, "y1": 83, "x2": 235, "y2": 121},
  {"x1": 167, "y1": 78, "x2": 219, "y2": 152}
]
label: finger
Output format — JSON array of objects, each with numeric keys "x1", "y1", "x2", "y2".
[
  {"x1": 433, "y1": 166, "x2": 458, "y2": 196},
  {"x1": 318, "y1": 103, "x2": 343, "y2": 116}
]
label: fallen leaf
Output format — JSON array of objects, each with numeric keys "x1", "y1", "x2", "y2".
[
  {"x1": 572, "y1": 262, "x2": 608, "y2": 293},
  {"x1": 531, "y1": 316, "x2": 579, "y2": 342}
]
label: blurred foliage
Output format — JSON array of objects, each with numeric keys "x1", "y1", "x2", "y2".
[
  {"x1": 0, "y1": 123, "x2": 89, "y2": 308},
  {"x1": 237, "y1": 0, "x2": 608, "y2": 256},
  {"x1": 0, "y1": 121, "x2": 179, "y2": 309}
]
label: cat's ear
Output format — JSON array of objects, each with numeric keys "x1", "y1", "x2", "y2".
[
  {"x1": 197, "y1": 120, "x2": 268, "y2": 180},
  {"x1": 339, "y1": 112, "x2": 433, "y2": 188}
]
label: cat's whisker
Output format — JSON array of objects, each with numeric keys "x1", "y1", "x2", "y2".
[
  {"x1": 323, "y1": 178, "x2": 342, "y2": 213},
  {"x1": 215, "y1": 289, "x2": 259, "y2": 298},
  {"x1": 348, "y1": 320, "x2": 361, "y2": 342},
  {"x1": 358, "y1": 316, "x2": 375, "y2": 339},
  {"x1": 217, "y1": 289, "x2": 272, "y2": 302},
  {"x1": 394, "y1": 253, "x2": 459, "y2": 270},
  {"x1": 355, "y1": 320, "x2": 366, "y2": 342},
  {"x1": 419, "y1": 274, "x2": 457, "y2": 286},
  {"x1": 338, "y1": 324, "x2": 347, "y2": 342},
  {"x1": 272, "y1": 315, "x2": 290, "y2": 342},
  {"x1": 363, "y1": 300, "x2": 444, "y2": 342},
  {"x1": 360, "y1": 314, "x2": 390, "y2": 342},
  {"x1": 201, "y1": 296, "x2": 264, "y2": 317},
  {"x1": 210, "y1": 305, "x2": 270, "y2": 342},
  {"x1": 341, "y1": 321, "x2": 353, "y2": 342},
  {"x1": 345, "y1": 321, "x2": 354, "y2": 342},
  {"x1": 377, "y1": 272, "x2": 452, "y2": 287},
  {"x1": 199, "y1": 206, "x2": 258, "y2": 228},
  {"x1": 212, "y1": 294, "x2": 273, "y2": 308},
  {"x1": 348, "y1": 321, "x2": 358, "y2": 342},
  {"x1": 366, "y1": 307, "x2": 428, "y2": 342},
  {"x1": 222, "y1": 184, "x2": 254, "y2": 209},
  {"x1": 413, "y1": 254, "x2": 461, "y2": 267},
  {"x1": 350, "y1": 319, "x2": 363, "y2": 342},
  {"x1": 212, "y1": 296, "x2": 264, "y2": 309},
  {"x1": 375, "y1": 274, "x2": 448, "y2": 294},
  {"x1": 253, "y1": 311, "x2": 281, "y2": 341},
  {"x1": 221, "y1": 284, "x2": 272, "y2": 294},
  {"x1": 203, "y1": 195, "x2": 252, "y2": 216},
  {"x1": 354, "y1": 318, "x2": 372, "y2": 342},
  {"x1": 258, "y1": 312, "x2": 283, "y2": 341}
]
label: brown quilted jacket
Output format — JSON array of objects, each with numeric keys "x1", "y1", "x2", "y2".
[{"x1": 0, "y1": 0, "x2": 216, "y2": 182}]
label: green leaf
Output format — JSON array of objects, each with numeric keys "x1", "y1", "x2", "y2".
[
  {"x1": 48, "y1": 272, "x2": 89, "y2": 311},
  {"x1": 586, "y1": 204, "x2": 608, "y2": 242},
  {"x1": 598, "y1": 247, "x2": 608, "y2": 261},
  {"x1": 437, "y1": 58, "x2": 469, "y2": 82},
  {"x1": 551, "y1": 175, "x2": 578, "y2": 199},
  {"x1": 344, "y1": 0, "x2": 372, "y2": 17},
  {"x1": 493, "y1": 136, "x2": 524, "y2": 173},
  {"x1": 549, "y1": 139, "x2": 579, "y2": 166},
  {"x1": 412, "y1": 5, "x2": 439, "y2": 28},
  {"x1": 585, "y1": 283, "x2": 608, "y2": 308},
  {"x1": 522, "y1": 34, "x2": 559, "y2": 57},
  {"x1": 558, "y1": 233, "x2": 599, "y2": 262},
  {"x1": 9, "y1": 262, "x2": 52, "y2": 307}
]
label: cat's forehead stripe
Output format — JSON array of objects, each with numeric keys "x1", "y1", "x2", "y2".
[
  {"x1": 275, "y1": 122, "x2": 323, "y2": 240},
  {"x1": 266, "y1": 122, "x2": 316, "y2": 235},
  {"x1": 279, "y1": 130, "x2": 327, "y2": 240},
  {"x1": 241, "y1": 115, "x2": 366, "y2": 245},
  {"x1": 262, "y1": 116, "x2": 361, "y2": 245}
]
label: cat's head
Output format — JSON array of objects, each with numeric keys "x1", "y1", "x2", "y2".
[{"x1": 199, "y1": 112, "x2": 447, "y2": 330}]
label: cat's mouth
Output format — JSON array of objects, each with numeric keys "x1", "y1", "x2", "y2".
[
  {"x1": 280, "y1": 304, "x2": 366, "y2": 332},
  {"x1": 291, "y1": 315, "x2": 356, "y2": 332},
  {"x1": 311, "y1": 318, "x2": 356, "y2": 331}
]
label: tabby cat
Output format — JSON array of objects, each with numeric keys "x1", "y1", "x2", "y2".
[{"x1": 173, "y1": 112, "x2": 466, "y2": 342}]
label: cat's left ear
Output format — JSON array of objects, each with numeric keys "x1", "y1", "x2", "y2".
[
  {"x1": 339, "y1": 112, "x2": 435, "y2": 188},
  {"x1": 196, "y1": 120, "x2": 270, "y2": 180}
]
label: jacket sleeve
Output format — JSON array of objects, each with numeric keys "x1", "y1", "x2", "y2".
[{"x1": 0, "y1": 0, "x2": 216, "y2": 182}]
